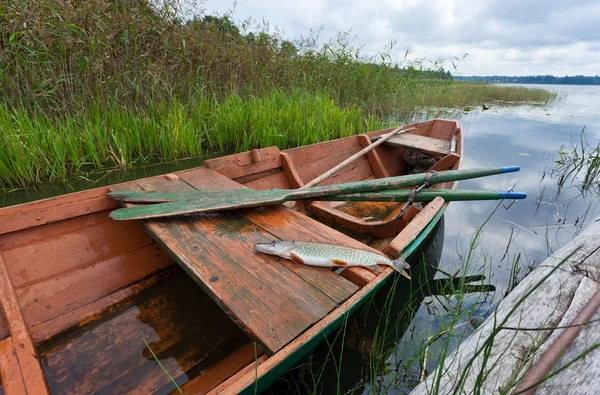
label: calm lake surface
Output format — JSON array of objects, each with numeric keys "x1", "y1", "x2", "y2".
[{"x1": 385, "y1": 84, "x2": 600, "y2": 393}]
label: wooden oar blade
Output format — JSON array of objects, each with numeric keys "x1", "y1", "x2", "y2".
[
  {"x1": 108, "y1": 188, "x2": 255, "y2": 203},
  {"x1": 109, "y1": 189, "x2": 287, "y2": 220}
]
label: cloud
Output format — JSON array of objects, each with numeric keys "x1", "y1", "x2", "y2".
[{"x1": 203, "y1": 0, "x2": 600, "y2": 75}]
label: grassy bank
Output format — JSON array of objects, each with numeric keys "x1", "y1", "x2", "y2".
[{"x1": 0, "y1": 1, "x2": 556, "y2": 189}]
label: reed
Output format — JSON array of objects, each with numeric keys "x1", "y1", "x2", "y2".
[{"x1": 0, "y1": 91, "x2": 384, "y2": 188}]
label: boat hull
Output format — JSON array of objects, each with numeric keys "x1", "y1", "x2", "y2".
[{"x1": 0, "y1": 118, "x2": 462, "y2": 395}]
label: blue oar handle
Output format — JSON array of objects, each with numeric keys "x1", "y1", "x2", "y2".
[
  {"x1": 500, "y1": 166, "x2": 521, "y2": 173},
  {"x1": 497, "y1": 191, "x2": 527, "y2": 199}
]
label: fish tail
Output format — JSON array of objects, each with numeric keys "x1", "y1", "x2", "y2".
[{"x1": 390, "y1": 258, "x2": 411, "y2": 280}]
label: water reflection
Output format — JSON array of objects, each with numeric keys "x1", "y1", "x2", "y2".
[{"x1": 387, "y1": 84, "x2": 600, "y2": 393}]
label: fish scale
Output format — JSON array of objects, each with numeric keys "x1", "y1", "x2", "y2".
[{"x1": 254, "y1": 240, "x2": 411, "y2": 279}]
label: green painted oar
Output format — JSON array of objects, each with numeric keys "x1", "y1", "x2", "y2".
[
  {"x1": 109, "y1": 166, "x2": 520, "y2": 220},
  {"x1": 111, "y1": 188, "x2": 526, "y2": 204},
  {"x1": 318, "y1": 189, "x2": 527, "y2": 202}
]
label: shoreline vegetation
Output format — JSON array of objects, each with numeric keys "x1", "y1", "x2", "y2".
[{"x1": 1, "y1": 0, "x2": 556, "y2": 189}]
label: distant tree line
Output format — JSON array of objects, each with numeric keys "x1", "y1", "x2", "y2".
[{"x1": 455, "y1": 75, "x2": 600, "y2": 85}]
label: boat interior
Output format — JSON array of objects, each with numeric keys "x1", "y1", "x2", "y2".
[{"x1": 0, "y1": 119, "x2": 460, "y2": 394}]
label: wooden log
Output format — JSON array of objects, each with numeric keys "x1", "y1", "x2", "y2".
[
  {"x1": 410, "y1": 216, "x2": 600, "y2": 395},
  {"x1": 512, "y1": 282, "x2": 600, "y2": 394}
]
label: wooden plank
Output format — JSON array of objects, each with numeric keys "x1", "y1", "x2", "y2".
[
  {"x1": 178, "y1": 344, "x2": 267, "y2": 395},
  {"x1": 242, "y1": 170, "x2": 289, "y2": 190},
  {"x1": 515, "y1": 278, "x2": 600, "y2": 394},
  {"x1": 17, "y1": 243, "x2": 173, "y2": 328},
  {"x1": 357, "y1": 134, "x2": 390, "y2": 178},
  {"x1": 280, "y1": 153, "x2": 304, "y2": 189},
  {"x1": 430, "y1": 119, "x2": 459, "y2": 140},
  {"x1": 384, "y1": 133, "x2": 451, "y2": 157},
  {"x1": 411, "y1": 216, "x2": 600, "y2": 395},
  {"x1": 285, "y1": 137, "x2": 373, "y2": 185},
  {"x1": 134, "y1": 177, "x2": 343, "y2": 309},
  {"x1": 123, "y1": 170, "x2": 362, "y2": 353},
  {"x1": 114, "y1": 178, "x2": 323, "y2": 354},
  {"x1": 133, "y1": 177, "x2": 342, "y2": 322},
  {"x1": 208, "y1": 200, "x2": 448, "y2": 395},
  {"x1": 178, "y1": 169, "x2": 362, "y2": 300},
  {"x1": 0, "y1": 189, "x2": 117, "y2": 236},
  {"x1": 131, "y1": 215, "x2": 304, "y2": 354},
  {"x1": 0, "y1": 338, "x2": 27, "y2": 394},
  {"x1": 0, "y1": 254, "x2": 48, "y2": 394},
  {"x1": 204, "y1": 147, "x2": 282, "y2": 179},
  {"x1": 1, "y1": 212, "x2": 153, "y2": 289},
  {"x1": 384, "y1": 197, "x2": 445, "y2": 257}
]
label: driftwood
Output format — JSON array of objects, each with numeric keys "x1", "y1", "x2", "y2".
[{"x1": 410, "y1": 217, "x2": 600, "y2": 395}]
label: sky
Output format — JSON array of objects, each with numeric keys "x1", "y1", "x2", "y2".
[{"x1": 202, "y1": 0, "x2": 600, "y2": 76}]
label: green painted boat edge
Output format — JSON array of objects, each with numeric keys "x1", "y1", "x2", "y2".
[{"x1": 237, "y1": 205, "x2": 447, "y2": 395}]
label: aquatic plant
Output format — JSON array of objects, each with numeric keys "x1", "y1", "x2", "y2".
[{"x1": 550, "y1": 129, "x2": 600, "y2": 196}]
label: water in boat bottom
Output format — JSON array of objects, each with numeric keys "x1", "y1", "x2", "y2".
[{"x1": 38, "y1": 268, "x2": 252, "y2": 394}]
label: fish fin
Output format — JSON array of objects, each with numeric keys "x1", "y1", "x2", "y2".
[
  {"x1": 368, "y1": 264, "x2": 382, "y2": 273},
  {"x1": 330, "y1": 259, "x2": 348, "y2": 266},
  {"x1": 289, "y1": 252, "x2": 305, "y2": 265},
  {"x1": 390, "y1": 258, "x2": 411, "y2": 280}
]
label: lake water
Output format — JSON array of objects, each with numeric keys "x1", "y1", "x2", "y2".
[{"x1": 384, "y1": 84, "x2": 600, "y2": 393}]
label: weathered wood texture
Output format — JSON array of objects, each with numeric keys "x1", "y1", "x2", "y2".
[
  {"x1": 0, "y1": 338, "x2": 27, "y2": 394},
  {"x1": 209, "y1": 200, "x2": 446, "y2": 395},
  {"x1": 0, "y1": 255, "x2": 48, "y2": 394},
  {"x1": 111, "y1": 167, "x2": 361, "y2": 354},
  {"x1": 523, "y1": 278, "x2": 600, "y2": 395},
  {"x1": 410, "y1": 217, "x2": 600, "y2": 395},
  {"x1": 384, "y1": 133, "x2": 451, "y2": 156},
  {"x1": 0, "y1": 208, "x2": 174, "y2": 345}
]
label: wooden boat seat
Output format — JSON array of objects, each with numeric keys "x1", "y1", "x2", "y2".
[
  {"x1": 384, "y1": 133, "x2": 454, "y2": 157},
  {"x1": 110, "y1": 167, "x2": 372, "y2": 355}
]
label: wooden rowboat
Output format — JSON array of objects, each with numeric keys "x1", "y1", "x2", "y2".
[{"x1": 0, "y1": 119, "x2": 461, "y2": 394}]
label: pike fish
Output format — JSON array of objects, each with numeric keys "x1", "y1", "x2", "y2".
[{"x1": 254, "y1": 240, "x2": 411, "y2": 279}]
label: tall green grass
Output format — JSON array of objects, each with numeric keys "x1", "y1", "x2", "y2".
[{"x1": 0, "y1": 90, "x2": 384, "y2": 187}]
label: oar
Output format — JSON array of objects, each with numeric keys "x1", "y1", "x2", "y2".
[
  {"x1": 317, "y1": 189, "x2": 527, "y2": 202},
  {"x1": 302, "y1": 126, "x2": 414, "y2": 189},
  {"x1": 109, "y1": 166, "x2": 520, "y2": 220},
  {"x1": 111, "y1": 189, "x2": 526, "y2": 204}
]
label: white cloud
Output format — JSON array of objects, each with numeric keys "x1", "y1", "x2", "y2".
[{"x1": 203, "y1": 0, "x2": 600, "y2": 76}]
